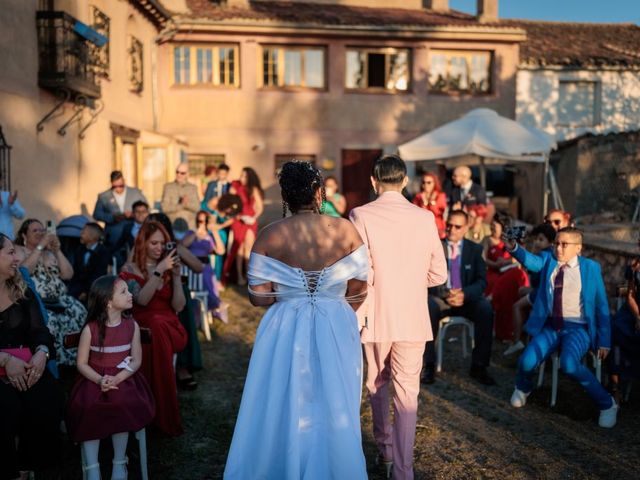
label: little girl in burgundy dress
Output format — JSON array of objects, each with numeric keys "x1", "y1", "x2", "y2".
[{"x1": 66, "y1": 275, "x2": 155, "y2": 480}]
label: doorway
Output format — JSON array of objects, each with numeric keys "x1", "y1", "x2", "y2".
[{"x1": 341, "y1": 149, "x2": 382, "y2": 211}]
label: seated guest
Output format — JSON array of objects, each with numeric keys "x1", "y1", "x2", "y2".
[
  {"x1": 545, "y1": 209, "x2": 572, "y2": 231},
  {"x1": 412, "y1": 171, "x2": 447, "y2": 239},
  {"x1": 182, "y1": 210, "x2": 225, "y2": 311},
  {"x1": 448, "y1": 166, "x2": 487, "y2": 210},
  {"x1": 146, "y1": 213, "x2": 204, "y2": 391},
  {"x1": 111, "y1": 200, "x2": 150, "y2": 259},
  {"x1": 202, "y1": 194, "x2": 239, "y2": 285},
  {"x1": 465, "y1": 204, "x2": 491, "y2": 243},
  {"x1": 0, "y1": 233, "x2": 64, "y2": 480},
  {"x1": 482, "y1": 215, "x2": 514, "y2": 297},
  {"x1": 609, "y1": 233, "x2": 640, "y2": 403},
  {"x1": 503, "y1": 223, "x2": 556, "y2": 356},
  {"x1": 506, "y1": 227, "x2": 617, "y2": 428},
  {"x1": 422, "y1": 210, "x2": 495, "y2": 385},
  {"x1": 67, "y1": 223, "x2": 109, "y2": 302},
  {"x1": 120, "y1": 221, "x2": 187, "y2": 436},
  {"x1": 15, "y1": 219, "x2": 86, "y2": 366}
]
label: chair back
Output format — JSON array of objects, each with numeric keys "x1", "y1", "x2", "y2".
[{"x1": 180, "y1": 265, "x2": 205, "y2": 293}]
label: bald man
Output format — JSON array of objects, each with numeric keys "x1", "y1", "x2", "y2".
[{"x1": 448, "y1": 166, "x2": 487, "y2": 210}]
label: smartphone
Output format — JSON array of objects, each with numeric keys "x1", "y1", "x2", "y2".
[
  {"x1": 165, "y1": 241, "x2": 177, "y2": 252},
  {"x1": 46, "y1": 220, "x2": 55, "y2": 234}
]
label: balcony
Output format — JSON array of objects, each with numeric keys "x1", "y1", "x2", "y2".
[{"x1": 36, "y1": 11, "x2": 103, "y2": 100}]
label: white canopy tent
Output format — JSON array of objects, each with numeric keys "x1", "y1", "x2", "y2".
[{"x1": 398, "y1": 108, "x2": 559, "y2": 214}]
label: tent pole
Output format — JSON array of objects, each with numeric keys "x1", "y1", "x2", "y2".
[
  {"x1": 479, "y1": 157, "x2": 487, "y2": 189},
  {"x1": 543, "y1": 154, "x2": 549, "y2": 217}
]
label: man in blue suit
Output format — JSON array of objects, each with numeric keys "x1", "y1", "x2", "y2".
[
  {"x1": 203, "y1": 163, "x2": 231, "y2": 204},
  {"x1": 505, "y1": 227, "x2": 617, "y2": 427}
]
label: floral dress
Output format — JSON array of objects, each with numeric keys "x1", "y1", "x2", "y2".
[{"x1": 32, "y1": 262, "x2": 87, "y2": 365}]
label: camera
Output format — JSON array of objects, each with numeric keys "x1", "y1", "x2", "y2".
[
  {"x1": 503, "y1": 225, "x2": 527, "y2": 242},
  {"x1": 165, "y1": 241, "x2": 176, "y2": 251}
]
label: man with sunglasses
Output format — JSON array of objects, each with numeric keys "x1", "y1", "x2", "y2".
[
  {"x1": 505, "y1": 227, "x2": 617, "y2": 428},
  {"x1": 161, "y1": 163, "x2": 200, "y2": 228},
  {"x1": 93, "y1": 170, "x2": 147, "y2": 257},
  {"x1": 423, "y1": 209, "x2": 496, "y2": 385}
]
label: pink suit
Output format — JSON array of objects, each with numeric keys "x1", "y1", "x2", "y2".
[{"x1": 350, "y1": 191, "x2": 447, "y2": 480}]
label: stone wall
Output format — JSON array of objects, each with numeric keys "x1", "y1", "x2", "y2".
[{"x1": 582, "y1": 234, "x2": 637, "y2": 312}]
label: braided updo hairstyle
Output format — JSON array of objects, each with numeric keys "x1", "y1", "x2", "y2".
[{"x1": 279, "y1": 161, "x2": 326, "y2": 217}]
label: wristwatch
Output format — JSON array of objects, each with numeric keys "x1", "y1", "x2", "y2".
[
  {"x1": 152, "y1": 270, "x2": 162, "y2": 278},
  {"x1": 35, "y1": 345, "x2": 50, "y2": 360}
]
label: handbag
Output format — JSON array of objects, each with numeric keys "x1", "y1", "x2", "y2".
[{"x1": 0, "y1": 347, "x2": 33, "y2": 376}]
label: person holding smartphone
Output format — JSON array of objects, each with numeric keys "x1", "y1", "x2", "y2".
[{"x1": 119, "y1": 221, "x2": 187, "y2": 437}]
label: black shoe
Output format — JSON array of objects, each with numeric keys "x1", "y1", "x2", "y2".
[
  {"x1": 177, "y1": 375, "x2": 199, "y2": 391},
  {"x1": 469, "y1": 366, "x2": 496, "y2": 386},
  {"x1": 421, "y1": 365, "x2": 435, "y2": 385}
]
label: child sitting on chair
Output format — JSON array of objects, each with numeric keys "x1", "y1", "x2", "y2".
[
  {"x1": 66, "y1": 276, "x2": 155, "y2": 479},
  {"x1": 504, "y1": 227, "x2": 617, "y2": 428}
]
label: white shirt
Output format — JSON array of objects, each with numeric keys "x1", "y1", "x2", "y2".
[
  {"x1": 216, "y1": 180, "x2": 229, "y2": 198},
  {"x1": 113, "y1": 188, "x2": 127, "y2": 213},
  {"x1": 460, "y1": 180, "x2": 474, "y2": 198},
  {"x1": 550, "y1": 256, "x2": 584, "y2": 324}
]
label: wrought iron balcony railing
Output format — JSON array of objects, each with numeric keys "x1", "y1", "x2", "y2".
[{"x1": 36, "y1": 11, "x2": 103, "y2": 99}]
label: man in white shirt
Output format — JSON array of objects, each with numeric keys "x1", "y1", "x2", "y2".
[
  {"x1": 0, "y1": 188, "x2": 25, "y2": 239},
  {"x1": 506, "y1": 227, "x2": 617, "y2": 428}
]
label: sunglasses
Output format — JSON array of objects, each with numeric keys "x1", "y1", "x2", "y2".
[
  {"x1": 111, "y1": 183, "x2": 125, "y2": 189},
  {"x1": 422, "y1": 181, "x2": 434, "y2": 185},
  {"x1": 446, "y1": 223, "x2": 465, "y2": 230},
  {"x1": 176, "y1": 171, "x2": 187, "y2": 175},
  {"x1": 546, "y1": 219, "x2": 562, "y2": 226}
]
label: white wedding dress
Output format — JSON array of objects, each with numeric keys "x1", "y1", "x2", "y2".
[{"x1": 224, "y1": 245, "x2": 369, "y2": 479}]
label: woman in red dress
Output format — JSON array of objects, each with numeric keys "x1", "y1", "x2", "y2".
[
  {"x1": 482, "y1": 217, "x2": 514, "y2": 297},
  {"x1": 223, "y1": 167, "x2": 264, "y2": 285},
  {"x1": 120, "y1": 221, "x2": 187, "y2": 437},
  {"x1": 412, "y1": 172, "x2": 447, "y2": 239}
]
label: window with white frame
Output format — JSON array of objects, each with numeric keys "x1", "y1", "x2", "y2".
[
  {"x1": 173, "y1": 45, "x2": 239, "y2": 87},
  {"x1": 557, "y1": 80, "x2": 599, "y2": 127},
  {"x1": 428, "y1": 50, "x2": 492, "y2": 94},
  {"x1": 345, "y1": 48, "x2": 410, "y2": 91},
  {"x1": 261, "y1": 46, "x2": 325, "y2": 89}
]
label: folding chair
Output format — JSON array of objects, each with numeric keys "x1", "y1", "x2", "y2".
[
  {"x1": 181, "y1": 266, "x2": 211, "y2": 341},
  {"x1": 537, "y1": 351, "x2": 602, "y2": 407},
  {"x1": 436, "y1": 316, "x2": 475, "y2": 373}
]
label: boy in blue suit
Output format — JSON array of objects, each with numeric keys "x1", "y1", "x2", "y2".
[{"x1": 505, "y1": 227, "x2": 617, "y2": 428}]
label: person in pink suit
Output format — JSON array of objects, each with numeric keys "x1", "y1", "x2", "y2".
[{"x1": 350, "y1": 154, "x2": 448, "y2": 480}]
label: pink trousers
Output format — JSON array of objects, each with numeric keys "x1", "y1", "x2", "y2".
[{"x1": 364, "y1": 341, "x2": 425, "y2": 480}]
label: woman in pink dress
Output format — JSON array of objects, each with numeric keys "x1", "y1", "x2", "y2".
[
  {"x1": 223, "y1": 167, "x2": 264, "y2": 285},
  {"x1": 119, "y1": 221, "x2": 187, "y2": 437},
  {"x1": 412, "y1": 172, "x2": 447, "y2": 239}
]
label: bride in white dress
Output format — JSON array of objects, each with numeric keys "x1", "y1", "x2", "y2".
[{"x1": 224, "y1": 161, "x2": 369, "y2": 479}]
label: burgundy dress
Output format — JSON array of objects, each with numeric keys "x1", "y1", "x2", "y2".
[
  {"x1": 66, "y1": 318, "x2": 155, "y2": 442},
  {"x1": 120, "y1": 271, "x2": 188, "y2": 437},
  {"x1": 223, "y1": 180, "x2": 258, "y2": 283}
]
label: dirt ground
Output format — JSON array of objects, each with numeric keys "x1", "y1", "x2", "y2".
[{"x1": 53, "y1": 286, "x2": 639, "y2": 479}]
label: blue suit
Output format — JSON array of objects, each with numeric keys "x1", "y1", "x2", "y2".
[
  {"x1": 203, "y1": 180, "x2": 230, "y2": 203},
  {"x1": 510, "y1": 245, "x2": 612, "y2": 410}
]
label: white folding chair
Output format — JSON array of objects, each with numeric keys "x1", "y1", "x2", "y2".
[
  {"x1": 537, "y1": 351, "x2": 602, "y2": 407},
  {"x1": 181, "y1": 266, "x2": 211, "y2": 341},
  {"x1": 80, "y1": 429, "x2": 148, "y2": 480},
  {"x1": 436, "y1": 316, "x2": 475, "y2": 373}
]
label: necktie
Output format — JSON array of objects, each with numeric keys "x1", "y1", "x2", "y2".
[
  {"x1": 551, "y1": 264, "x2": 567, "y2": 330},
  {"x1": 450, "y1": 243, "x2": 462, "y2": 289}
]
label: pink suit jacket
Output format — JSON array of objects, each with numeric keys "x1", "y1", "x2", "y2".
[{"x1": 350, "y1": 191, "x2": 448, "y2": 343}]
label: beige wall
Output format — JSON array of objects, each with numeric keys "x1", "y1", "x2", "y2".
[
  {"x1": 157, "y1": 32, "x2": 519, "y2": 218},
  {"x1": 0, "y1": 0, "x2": 178, "y2": 227},
  {"x1": 257, "y1": 0, "x2": 427, "y2": 8}
]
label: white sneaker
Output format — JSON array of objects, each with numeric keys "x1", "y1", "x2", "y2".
[
  {"x1": 598, "y1": 400, "x2": 618, "y2": 428},
  {"x1": 503, "y1": 340, "x2": 525, "y2": 356},
  {"x1": 510, "y1": 388, "x2": 530, "y2": 408}
]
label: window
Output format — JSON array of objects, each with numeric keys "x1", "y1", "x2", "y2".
[
  {"x1": 173, "y1": 45, "x2": 239, "y2": 87},
  {"x1": 345, "y1": 48, "x2": 410, "y2": 92},
  {"x1": 274, "y1": 154, "x2": 316, "y2": 176},
  {"x1": 557, "y1": 81, "x2": 599, "y2": 127},
  {"x1": 128, "y1": 36, "x2": 143, "y2": 93},
  {"x1": 262, "y1": 47, "x2": 325, "y2": 89},
  {"x1": 91, "y1": 5, "x2": 110, "y2": 77},
  {"x1": 187, "y1": 154, "x2": 225, "y2": 178},
  {"x1": 428, "y1": 50, "x2": 492, "y2": 94}
]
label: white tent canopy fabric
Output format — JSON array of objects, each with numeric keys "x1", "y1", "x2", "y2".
[{"x1": 398, "y1": 108, "x2": 556, "y2": 162}]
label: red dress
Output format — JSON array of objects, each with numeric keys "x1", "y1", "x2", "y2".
[
  {"x1": 412, "y1": 191, "x2": 447, "y2": 239},
  {"x1": 119, "y1": 272, "x2": 188, "y2": 437},
  {"x1": 223, "y1": 180, "x2": 258, "y2": 282},
  {"x1": 66, "y1": 319, "x2": 155, "y2": 442},
  {"x1": 485, "y1": 240, "x2": 512, "y2": 296},
  {"x1": 491, "y1": 267, "x2": 530, "y2": 341}
]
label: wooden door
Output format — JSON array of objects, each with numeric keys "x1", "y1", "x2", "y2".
[{"x1": 341, "y1": 149, "x2": 382, "y2": 211}]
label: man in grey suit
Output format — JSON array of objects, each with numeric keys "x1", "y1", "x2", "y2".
[
  {"x1": 93, "y1": 170, "x2": 147, "y2": 255},
  {"x1": 161, "y1": 163, "x2": 200, "y2": 227}
]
